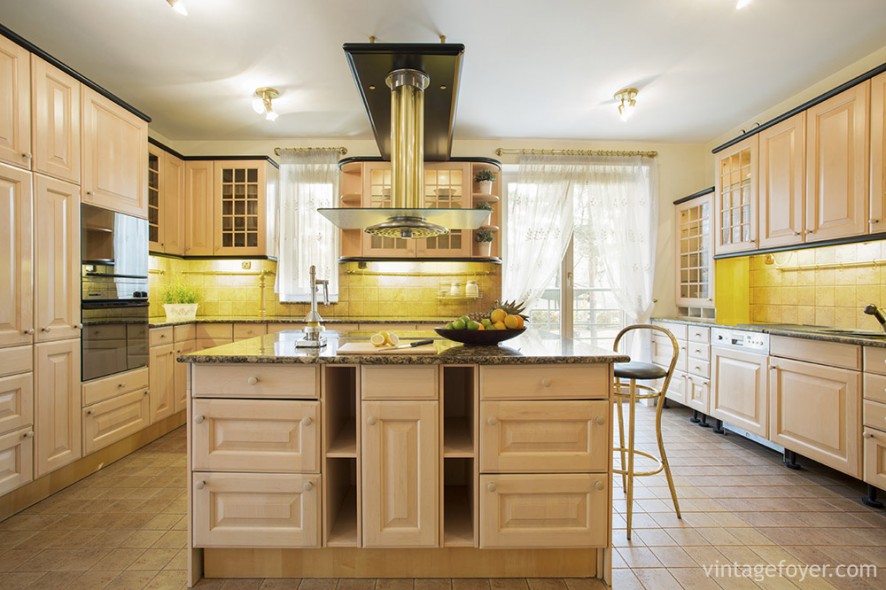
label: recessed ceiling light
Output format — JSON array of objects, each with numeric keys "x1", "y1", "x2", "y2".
[{"x1": 166, "y1": 0, "x2": 188, "y2": 16}]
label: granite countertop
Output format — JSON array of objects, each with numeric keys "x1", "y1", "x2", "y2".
[
  {"x1": 148, "y1": 316, "x2": 450, "y2": 328},
  {"x1": 179, "y1": 328, "x2": 630, "y2": 366},
  {"x1": 653, "y1": 317, "x2": 886, "y2": 348}
]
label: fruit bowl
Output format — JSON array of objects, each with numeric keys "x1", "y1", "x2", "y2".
[{"x1": 434, "y1": 327, "x2": 526, "y2": 346}]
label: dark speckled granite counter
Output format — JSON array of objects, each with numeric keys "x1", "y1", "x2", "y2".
[
  {"x1": 148, "y1": 315, "x2": 450, "y2": 328},
  {"x1": 179, "y1": 329, "x2": 629, "y2": 365},
  {"x1": 654, "y1": 317, "x2": 886, "y2": 348}
]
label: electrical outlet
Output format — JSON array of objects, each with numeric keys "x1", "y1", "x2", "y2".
[{"x1": 241, "y1": 261, "x2": 252, "y2": 270}]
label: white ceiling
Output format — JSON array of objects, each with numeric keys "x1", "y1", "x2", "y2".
[{"x1": 2, "y1": 0, "x2": 885, "y2": 146}]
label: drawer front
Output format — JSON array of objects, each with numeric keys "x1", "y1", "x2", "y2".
[
  {"x1": 865, "y1": 372, "x2": 886, "y2": 404},
  {"x1": 686, "y1": 375, "x2": 710, "y2": 414},
  {"x1": 0, "y1": 346, "x2": 32, "y2": 378},
  {"x1": 192, "y1": 364, "x2": 319, "y2": 399},
  {"x1": 664, "y1": 371, "x2": 687, "y2": 405},
  {"x1": 652, "y1": 336, "x2": 684, "y2": 372},
  {"x1": 361, "y1": 365, "x2": 437, "y2": 400},
  {"x1": 688, "y1": 326, "x2": 711, "y2": 344},
  {"x1": 82, "y1": 389, "x2": 151, "y2": 455},
  {"x1": 479, "y1": 473, "x2": 608, "y2": 548},
  {"x1": 864, "y1": 429, "x2": 886, "y2": 490},
  {"x1": 0, "y1": 372, "x2": 33, "y2": 435},
  {"x1": 192, "y1": 472, "x2": 320, "y2": 548},
  {"x1": 687, "y1": 343, "x2": 711, "y2": 362},
  {"x1": 0, "y1": 427, "x2": 34, "y2": 496},
  {"x1": 653, "y1": 321, "x2": 687, "y2": 340},
  {"x1": 195, "y1": 323, "x2": 233, "y2": 341},
  {"x1": 173, "y1": 323, "x2": 196, "y2": 342},
  {"x1": 82, "y1": 366, "x2": 150, "y2": 407},
  {"x1": 770, "y1": 336, "x2": 861, "y2": 370},
  {"x1": 479, "y1": 365, "x2": 610, "y2": 400},
  {"x1": 687, "y1": 359, "x2": 711, "y2": 379},
  {"x1": 864, "y1": 399, "x2": 886, "y2": 431},
  {"x1": 865, "y1": 347, "x2": 886, "y2": 377},
  {"x1": 233, "y1": 323, "x2": 267, "y2": 341},
  {"x1": 83, "y1": 324, "x2": 125, "y2": 341},
  {"x1": 149, "y1": 327, "x2": 173, "y2": 348},
  {"x1": 480, "y1": 400, "x2": 609, "y2": 473},
  {"x1": 192, "y1": 399, "x2": 320, "y2": 472}
]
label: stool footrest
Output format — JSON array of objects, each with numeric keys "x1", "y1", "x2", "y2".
[{"x1": 612, "y1": 447, "x2": 665, "y2": 478}]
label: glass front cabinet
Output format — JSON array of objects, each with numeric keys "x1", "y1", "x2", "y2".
[
  {"x1": 675, "y1": 189, "x2": 714, "y2": 316},
  {"x1": 714, "y1": 136, "x2": 757, "y2": 255}
]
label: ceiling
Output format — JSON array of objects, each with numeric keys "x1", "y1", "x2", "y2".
[{"x1": 2, "y1": 0, "x2": 884, "y2": 146}]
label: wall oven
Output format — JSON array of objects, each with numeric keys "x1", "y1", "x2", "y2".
[{"x1": 81, "y1": 204, "x2": 149, "y2": 382}]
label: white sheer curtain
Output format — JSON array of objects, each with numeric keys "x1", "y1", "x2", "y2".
[{"x1": 275, "y1": 149, "x2": 340, "y2": 302}]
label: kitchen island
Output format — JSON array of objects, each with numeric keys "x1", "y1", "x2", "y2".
[{"x1": 181, "y1": 329, "x2": 628, "y2": 587}]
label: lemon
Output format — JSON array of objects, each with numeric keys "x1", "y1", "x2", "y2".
[
  {"x1": 370, "y1": 332, "x2": 387, "y2": 347},
  {"x1": 386, "y1": 332, "x2": 400, "y2": 346}
]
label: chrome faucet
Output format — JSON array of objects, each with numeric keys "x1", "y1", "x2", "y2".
[
  {"x1": 297, "y1": 265, "x2": 329, "y2": 348},
  {"x1": 864, "y1": 304, "x2": 886, "y2": 333}
]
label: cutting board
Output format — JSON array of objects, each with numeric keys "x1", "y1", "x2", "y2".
[{"x1": 337, "y1": 342, "x2": 437, "y2": 355}]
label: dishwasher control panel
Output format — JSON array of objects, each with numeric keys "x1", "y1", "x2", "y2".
[{"x1": 711, "y1": 328, "x2": 770, "y2": 353}]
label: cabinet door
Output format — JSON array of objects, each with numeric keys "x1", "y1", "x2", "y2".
[
  {"x1": 863, "y1": 429, "x2": 886, "y2": 490},
  {"x1": 147, "y1": 145, "x2": 163, "y2": 252},
  {"x1": 0, "y1": 372, "x2": 33, "y2": 435},
  {"x1": 664, "y1": 371, "x2": 687, "y2": 405},
  {"x1": 214, "y1": 161, "x2": 267, "y2": 256},
  {"x1": 871, "y1": 72, "x2": 886, "y2": 235},
  {"x1": 34, "y1": 175, "x2": 80, "y2": 342},
  {"x1": 362, "y1": 400, "x2": 438, "y2": 547},
  {"x1": 82, "y1": 388, "x2": 150, "y2": 455},
  {"x1": 710, "y1": 347, "x2": 768, "y2": 436},
  {"x1": 82, "y1": 88, "x2": 148, "y2": 218},
  {"x1": 0, "y1": 427, "x2": 34, "y2": 495},
  {"x1": 0, "y1": 36, "x2": 31, "y2": 170},
  {"x1": 675, "y1": 194, "x2": 714, "y2": 308},
  {"x1": 479, "y1": 473, "x2": 608, "y2": 548},
  {"x1": 184, "y1": 160, "x2": 214, "y2": 255},
  {"x1": 361, "y1": 162, "x2": 415, "y2": 257},
  {"x1": 0, "y1": 163, "x2": 33, "y2": 348},
  {"x1": 163, "y1": 153, "x2": 185, "y2": 255},
  {"x1": 805, "y1": 81, "x2": 870, "y2": 242},
  {"x1": 35, "y1": 339, "x2": 81, "y2": 477},
  {"x1": 769, "y1": 357, "x2": 861, "y2": 478},
  {"x1": 149, "y1": 343, "x2": 175, "y2": 423},
  {"x1": 714, "y1": 136, "x2": 757, "y2": 254},
  {"x1": 758, "y1": 114, "x2": 805, "y2": 249},
  {"x1": 685, "y1": 375, "x2": 710, "y2": 414},
  {"x1": 174, "y1": 339, "x2": 196, "y2": 413},
  {"x1": 415, "y1": 163, "x2": 471, "y2": 257},
  {"x1": 31, "y1": 57, "x2": 80, "y2": 183}
]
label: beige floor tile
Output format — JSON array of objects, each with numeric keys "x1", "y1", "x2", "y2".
[
  {"x1": 151, "y1": 529, "x2": 188, "y2": 549},
  {"x1": 561, "y1": 579, "x2": 605, "y2": 590},
  {"x1": 646, "y1": 546, "x2": 698, "y2": 568},
  {"x1": 127, "y1": 548, "x2": 179, "y2": 571},
  {"x1": 258, "y1": 580, "x2": 303, "y2": 590},
  {"x1": 109, "y1": 569, "x2": 164, "y2": 590},
  {"x1": 91, "y1": 547, "x2": 147, "y2": 571},
  {"x1": 668, "y1": 568, "x2": 722, "y2": 590},
  {"x1": 337, "y1": 580, "x2": 377, "y2": 590},
  {"x1": 301, "y1": 580, "x2": 342, "y2": 590},
  {"x1": 525, "y1": 580, "x2": 566, "y2": 590},
  {"x1": 632, "y1": 528, "x2": 681, "y2": 546},
  {"x1": 145, "y1": 569, "x2": 189, "y2": 590},
  {"x1": 0, "y1": 571, "x2": 45, "y2": 590},
  {"x1": 69, "y1": 569, "x2": 126, "y2": 590},
  {"x1": 631, "y1": 568, "x2": 682, "y2": 590},
  {"x1": 122, "y1": 530, "x2": 168, "y2": 549},
  {"x1": 609, "y1": 569, "x2": 645, "y2": 590},
  {"x1": 451, "y1": 580, "x2": 489, "y2": 590},
  {"x1": 617, "y1": 546, "x2": 664, "y2": 568}
]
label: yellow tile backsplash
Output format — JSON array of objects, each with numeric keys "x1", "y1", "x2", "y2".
[
  {"x1": 149, "y1": 256, "x2": 502, "y2": 320},
  {"x1": 747, "y1": 240, "x2": 886, "y2": 330}
]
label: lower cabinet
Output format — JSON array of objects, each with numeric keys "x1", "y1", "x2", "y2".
[
  {"x1": 664, "y1": 371, "x2": 687, "y2": 405},
  {"x1": 82, "y1": 389, "x2": 151, "y2": 455},
  {"x1": 0, "y1": 427, "x2": 34, "y2": 495},
  {"x1": 174, "y1": 339, "x2": 196, "y2": 413},
  {"x1": 710, "y1": 346, "x2": 768, "y2": 436},
  {"x1": 34, "y1": 338, "x2": 81, "y2": 477},
  {"x1": 685, "y1": 374, "x2": 710, "y2": 414},
  {"x1": 863, "y1": 428, "x2": 886, "y2": 490},
  {"x1": 0, "y1": 371, "x2": 33, "y2": 435},
  {"x1": 149, "y1": 342, "x2": 176, "y2": 423}
]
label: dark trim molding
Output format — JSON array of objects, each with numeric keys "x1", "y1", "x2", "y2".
[
  {"x1": 339, "y1": 256, "x2": 502, "y2": 265},
  {"x1": 673, "y1": 186, "x2": 714, "y2": 206},
  {"x1": 713, "y1": 231, "x2": 886, "y2": 260},
  {"x1": 0, "y1": 23, "x2": 152, "y2": 123},
  {"x1": 147, "y1": 139, "x2": 279, "y2": 168},
  {"x1": 148, "y1": 252, "x2": 278, "y2": 262},
  {"x1": 147, "y1": 137, "x2": 187, "y2": 160},
  {"x1": 338, "y1": 156, "x2": 502, "y2": 169},
  {"x1": 712, "y1": 62, "x2": 886, "y2": 154}
]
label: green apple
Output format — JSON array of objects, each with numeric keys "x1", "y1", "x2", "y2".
[
  {"x1": 466, "y1": 320, "x2": 480, "y2": 330},
  {"x1": 452, "y1": 318, "x2": 466, "y2": 330}
]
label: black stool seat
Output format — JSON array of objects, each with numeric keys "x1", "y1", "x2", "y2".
[{"x1": 614, "y1": 361, "x2": 667, "y2": 380}]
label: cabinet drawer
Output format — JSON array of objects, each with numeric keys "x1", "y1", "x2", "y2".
[
  {"x1": 82, "y1": 389, "x2": 151, "y2": 455},
  {"x1": 192, "y1": 399, "x2": 319, "y2": 472},
  {"x1": 173, "y1": 323, "x2": 196, "y2": 342},
  {"x1": 0, "y1": 427, "x2": 34, "y2": 496},
  {"x1": 653, "y1": 321, "x2": 687, "y2": 340},
  {"x1": 652, "y1": 336, "x2": 683, "y2": 371},
  {"x1": 687, "y1": 359, "x2": 711, "y2": 379},
  {"x1": 865, "y1": 347, "x2": 886, "y2": 376},
  {"x1": 233, "y1": 323, "x2": 267, "y2": 341},
  {"x1": 687, "y1": 343, "x2": 710, "y2": 362},
  {"x1": 771, "y1": 336, "x2": 861, "y2": 370},
  {"x1": 0, "y1": 372, "x2": 33, "y2": 435},
  {"x1": 480, "y1": 365, "x2": 609, "y2": 400},
  {"x1": 195, "y1": 323, "x2": 233, "y2": 341},
  {"x1": 864, "y1": 399, "x2": 886, "y2": 431},
  {"x1": 149, "y1": 327, "x2": 173, "y2": 348},
  {"x1": 192, "y1": 364, "x2": 319, "y2": 399},
  {"x1": 480, "y1": 400, "x2": 609, "y2": 473},
  {"x1": 864, "y1": 372, "x2": 886, "y2": 404},
  {"x1": 479, "y1": 473, "x2": 608, "y2": 548},
  {"x1": 361, "y1": 365, "x2": 437, "y2": 400},
  {"x1": 82, "y1": 366, "x2": 149, "y2": 406},
  {"x1": 864, "y1": 429, "x2": 886, "y2": 490},
  {"x1": 688, "y1": 326, "x2": 711, "y2": 344},
  {"x1": 192, "y1": 472, "x2": 320, "y2": 548},
  {"x1": 0, "y1": 346, "x2": 32, "y2": 377}
]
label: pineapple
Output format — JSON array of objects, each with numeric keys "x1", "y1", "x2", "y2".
[{"x1": 492, "y1": 299, "x2": 529, "y2": 321}]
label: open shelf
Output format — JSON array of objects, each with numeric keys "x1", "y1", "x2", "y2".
[
  {"x1": 340, "y1": 193, "x2": 361, "y2": 206},
  {"x1": 444, "y1": 417, "x2": 473, "y2": 458},
  {"x1": 472, "y1": 193, "x2": 500, "y2": 204},
  {"x1": 443, "y1": 485, "x2": 473, "y2": 547},
  {"x1": 327, "y1": 485, "x2": 358, "y2": 547},
  {"x1": 327, "y1": 418, "x2": 357, "y2": 458}
]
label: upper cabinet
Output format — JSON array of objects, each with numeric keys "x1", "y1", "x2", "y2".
[
  {"x1": 870, "y1": 72, "x2": 886, "y2": 235},
  {"x1": 675, "y1": 190, "x2": 714, "y2": 310},
  {"x1": 31, "y1": 57, "x2": 80, "y2": 184},
  {"x1": 82, "y1": 87, "x2": 148, "y2": 218},
  {"x1": 148, "y1": 143, "x2": 185, "y2": 255},
  {"x1": 758, "y1": 113, "x2": 805, "y2": 249},
  {"x1": 714, "y1": 136, "x2": 757, "y2": 255},
  {"x1": 0, "y1": 36, "x2": 31, "y2": 170}
]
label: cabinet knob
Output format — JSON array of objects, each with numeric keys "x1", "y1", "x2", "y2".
[
  {"x1": 595, "y1": 480, "x2": 605, "y2": 491},
  {"x1": 40, "y1": 327, "x2": 49, "y2": 332},
  {"x1": 23, "y1": 328, "x2": 34, "y2": 335},
  {"x1": 86, "y1": 191, "x2": 94, "y2": 196},
  {"x1": 487, "y1": 417, "x2": 497, "y2": 426},
  {"x1": 863, "y1": 432, "x2": 874, "y2": 439},
  {"x1": 195, "y1": 415, "x2": 205, "y2": 424},
  {"x1": 303, "y1": 481, "x2": 314, "y2": 492},
  {"x1": 118, "y1": 383, "x2": 126, "y2": 388},
  {"x1": 21, "y1": 153, "x2": 30, "y2": 159},
  {"x1": 594, "y1": 416, "x2": 605, "y2": 426},
  {"x1": 74, "y1": 324, "x2": 82, "y2": 329},
  {"x1": 487, "y1": 482, "x2": 497, "y2": 493},
  {"x1": 86, "y1": 409, "x2": 93, "y2": 416},
  {"x1": 540, "y1": 378, "x2": 552, "y2": 387},
  {"x1": 23, "y1": 431, "x2": 34, "y2": 439},
  {"x1": 196, "y1": 480, "x2": 206, "y2": 490},
  {"x1": 247, "y1": 376, "x2": 259, "y2": 385},
  {"x1": 805, "y1": 229, "x2": 814, "y2": 235},
  {"x1": 367, "y1": 416, "x2": 377, "y2": 426},
  {"x1": 870, "y1": 219, "x2": 880, "y2": 225},
  {"x1": 302, "y1": 416, "x2": 313, "y2": 427}
]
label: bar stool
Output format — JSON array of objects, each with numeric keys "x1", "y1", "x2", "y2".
[{"x1": 612, "y1": 324, "x2": 682, "y2": 539}]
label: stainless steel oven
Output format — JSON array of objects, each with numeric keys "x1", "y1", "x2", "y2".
[{"x1": 81, "y1": 204, "x2": 149, "y2": 382}]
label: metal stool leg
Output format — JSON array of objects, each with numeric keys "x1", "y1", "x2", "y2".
[
  {"x1": 625, "y1": 378, "x2": 637, "y2": 540},
  {"x1": 655, "y1": 392, "x2": 681, "y2": 519},
  {"x1": 615, "y1": 384, "x2": 627, "y2": 492}
]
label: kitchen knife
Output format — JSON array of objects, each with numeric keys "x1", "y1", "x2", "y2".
[{"x1": 380, "y1": 338, "x2": 435, "y2": 351}]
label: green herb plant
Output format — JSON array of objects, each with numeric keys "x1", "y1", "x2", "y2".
[
  {"x1": 160, "y1": 282, "x2": 200, "y2": 305},
  {"x1": 475, "y1": 229, "x2": 494, "y2": 243},
  {"x1": 474, "y1": 169, "x2": 496, "y2": 183}
]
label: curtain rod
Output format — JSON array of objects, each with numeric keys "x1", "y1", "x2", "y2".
[
  {"x1": 495, "y1": 148, "x2": 657, "y2": 158},
  {"x1": 274, "y1": 146, "x2": 348, "y2": 156}
]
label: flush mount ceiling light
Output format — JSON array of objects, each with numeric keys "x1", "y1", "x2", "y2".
[
  {"x1": 166, "y1": 0, "x2": 188, "y2": 16},
  {"x1": 614, "y1": 87, "x2": 638, "y2": 122},
  {"x1": 252, "y1": 87, "x2": 280, "y2": 122}
]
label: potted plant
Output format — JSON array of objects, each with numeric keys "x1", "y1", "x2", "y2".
[
  {"x1": 474, "y1": 169, "x2": 496, "y2": 195},
  {"x1": 474, "y1": 201, "x2": 494, "y2": 225},
  {"x1": 160, "y1": 282, "x2": 200, "y2": 321},
  {"x1": 474, "y1": 228, "x2": 494, "y2": 257}
]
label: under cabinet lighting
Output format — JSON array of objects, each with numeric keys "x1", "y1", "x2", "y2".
[
  {"x1": 166, "y1": 0, "x2": 188, "y2": 16},
  {"x1": 614, "y1": 88, "x2": 638, "y2": 121},
  {"x1": 252, "y1": 87, "x2": 281, "y2": 122}
]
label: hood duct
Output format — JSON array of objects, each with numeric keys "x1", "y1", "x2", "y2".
[{"x1": 317, "y1": 43, "x2": 490, "y2": 239}]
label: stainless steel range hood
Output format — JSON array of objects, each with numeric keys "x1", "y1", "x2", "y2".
[{"x1": 318, "y1": 43, "x2": 489, "y2": 239}]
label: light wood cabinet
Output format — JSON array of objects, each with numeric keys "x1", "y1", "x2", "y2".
[
  {"x1": 758, "y1": 113, "x2": 805, "y2": 249},
  {"x1": 665, "y1": 371, "x2": 687, "y2": 405},
  {"x1": 34, "y1": 174, "x2": 80, "y2": 342},
  {"x1": 0, "y1": 372, "x2": 34, "y2": 435},
  {"x1": 675, "y1": 192, "x2": 714, "y2": 308},
  {"x1": 192, "y1": 363, "x2": 319, "y2": 399},
  {"x1": 361, "y1": 161, "x2": 414, "y2": 257},
  {"x1": 805, "y1": 81, "x2": 870, "y2": 242},
  {"x1": 31, "y1": 57, "x2": 80, "y2": 184},
  {"x1": 686, "y1": 374, "x2": 710, "y2": 414},
  {"x1": 479, "y1": 364, "x2": 610, "y2": 400},
  {"x1": 0, "y1": 163, "x2": 33, "y2": 349},
  {"x1": 361, "y1": 365, "x2": 438, "y2": 400},
  {"x1": 149, "y1": 342, "x2": 175, "y2": 423},
  {"x1": 174, "y1": 338, "x2": 195, "y2": 413},
  {"x1": 414, "y1": 162, "x2": 471, "y2": 258},
  {"x1": 769, "y1": 356, "x2": 861, "y2": 478},
  {"x1": 479, "y1": 473, "x2": 608, "y2": 549},
  {"x1": 710, "y1": 346, "x2": 768, "y2": 436},
  {"x1": 213, "y1": 160, "x2": 272, "y2": 256},
  {"x1": 863, "y1": 428, "x2": 886, "y2": 491},
  {"x1": 34, "y1": 338, "x2": 81, "y2": 477},
  {"x1": 0, "y1": 426, "x2": 34, "y2": 496},
  {"x1": 81, "y1": 365, "x2": 148, "y2": 407},
  {"x1": 871, "y1": 72, "x2": 886, "y2": 235},
  {"x1": 714, "y1": 136, "x2": 757, "y2": 254},
  {"x1": 163, "y1": 152, "x2": 185, "y2": 255},
  {"x1": 362, "y1": 399, "x2": 438, "y2": 547},
  {"x1": 81, "y1": 87, "x2": 148, "y2": 218},
  {"x1": 82, "y1": 388, "x2": 150, "y2": 455},
  {"x1": 184, "y1": 160, "x2": 214, "y2": 255},
  {"x1": 0, "y1": 36, "x2": 31, "y2": 170}
]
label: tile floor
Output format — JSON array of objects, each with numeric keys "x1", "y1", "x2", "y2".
[{"x1": 0, "y1": 403, "x2": 884, "y2": 589}]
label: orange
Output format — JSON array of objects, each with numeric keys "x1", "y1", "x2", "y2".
[
  {"x1": 504, "y1": 314, "x2": 520, "y2": 329},
  {"x1": 514, "y1": 315, "x2": 525, "y2": 329},
  {"x1": 492, "y1": 320, "x2": 506, "y2": 330},
  {"x1": 490, "y1": 308, "x2": 507, "y2": 324},
  {"x1": 476, "y1": 323, "x2": 485, "y2": 330}
]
